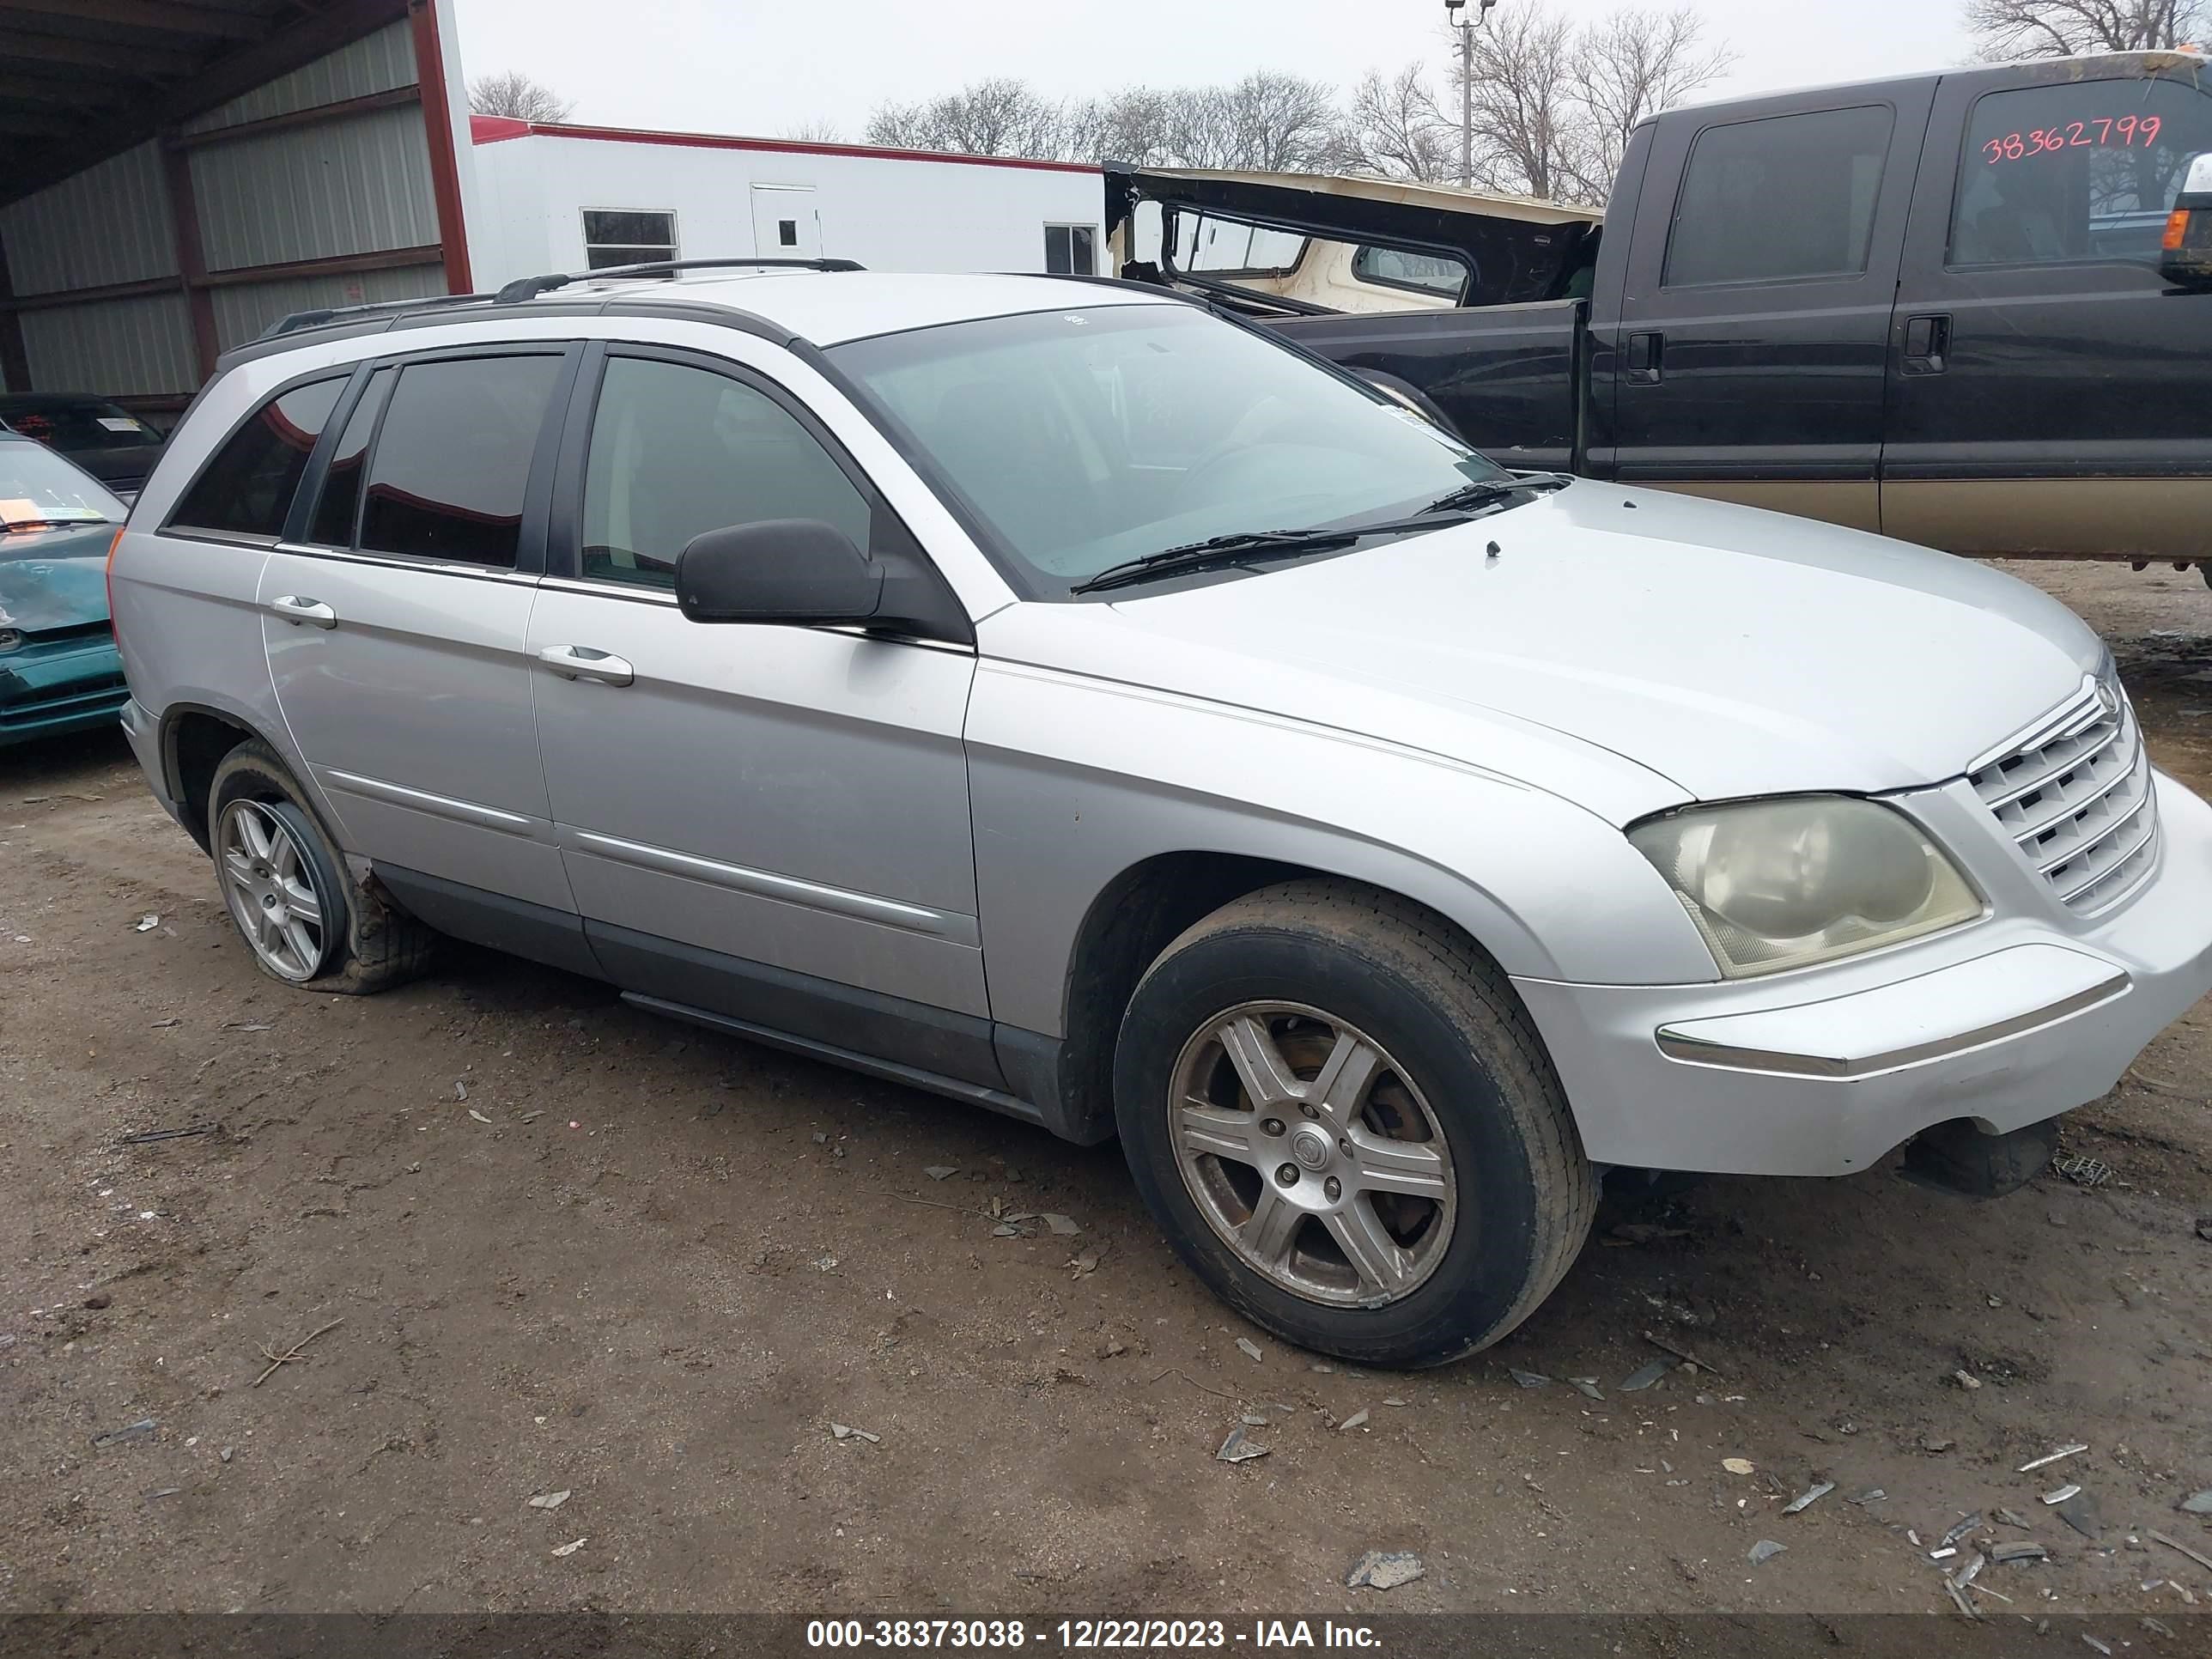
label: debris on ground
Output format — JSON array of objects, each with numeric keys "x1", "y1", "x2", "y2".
[
  {"x1": 2196, "y1": 1217, "x2": 2212, "y2": 1243},
  {"x1": 1216, "y1": 1427, "x2": 1268, "y2": 1464},
  {"x1": 1747, "y1": 1540, "x2": 1786, "y2": 1565},
  {"x1": 1382, "y1": 1396, "x2": 1408, "y2": 1407},
  {"x1": 89, "y1": 1419, "x2": 157, "y2": 1450},
  {"x1": 2043, "y1": 1484, "x2": 2082, "y2": 1505},
  {"x1": 117, "y1": 1124, "x2": 216, "y2": 1146},
  {"x1": 1345, "y1": 1550, "x2": 1425, "y2": 1590},
  {"x1": 829, "y1": 1423, "x2": 880, "y2": 1443},
  {"x1": 2081, "y1": 1637, "x2": 2112, "y2": 1656},
  {"x1": 550, "y1": 1538, "x2": 586, "y2": 1558},
  {"x1": 1940, "y1": 1514, "x2": 1985, "y2": 1549},
  {"x1": 1620, "y1": 1358, "x2": 1674, "y2": 1392},
  {"x1": 1990, "y1": 1542, "x2": 2050, "y2": 1565},
  {"x1": 1722, "y1": 1457, "x2": 1755, "y2": 1476},
  {"x1": 1338, "y1": 1409, "x2": 1370, "y2": 1433},
  {"x1": 1606, "y1": 1223, "x2": 1692, "y2": 1245},
  {"x1": 1923, "y1": 1436, "x2": 1956, "y2": 1455},
  {"x1": 2055, "y1": 1495, "x2": 2103, "y2": 1541},
  {"x1": 1941, "y1": 1577, "x2": 1981, "y2": 1621},
  {"x1": 1996, "y1": 1508, "x2": 2033, "y2": 1529},
  {"x1": 2019, "y1": 1443, "x2": 2090, "y2": 1473},
  {"x1": 1508, "y1": 1369, "x2": 1549, "y2": 1389},
  {"x1": 1569, "y1": 1376, "x2": 1604, "y2": 1401},
  {"x1": 1642, "y1": 1330, "x2": 1723, "y2": 1376},
  {"x1": 1952, "y1": 1368, "x2": 1983, "y2": 1390},
  {"x1": 1850, "y1": 1489, "x2": 1887, "y2": 1505},
  {"x1": 134, "y1": 915, "x2": 159, "y2": 933},
  {"x1": 2180, "y1": 1491, "x2": 2212, "y2": 1516},
  {"x1": 467, "y1": 1109, "x2": 492, "y2": 1125},
  {"x1": 528, "y1": 1491, "x2": 571, "y2": 1510},
  {"x1": 1784, "y1": 1481, "x2": 1835, "y2": 1515},
  {"x1": 252, "y1": 1316, "x2": 343, "y2": 1387},
  {"x1": 1043, "y1": 1213, "x2": 1080, "y2": 1236},
  {"x1": 2149, "y1": 1530, "x2": 2212, "y2": 1574},
  {"x1": 1067, "y1": 1249, "x2": 1102, "y2": 1279},
  {"x1": 923, "y1": 1166, "x2": 957, "y2": 1182},
  {"x1": 2143, "y1": 1618, "x2": 2175, "y2": 1639},
  {"x1": 454, "y1": 1080, "x2": 468, "y2": 1101},
  {"x1": 2054, "y1": 1153, "x2": 2112, "y2": 1188},
  {"x1": 1241, "y1": 1413, "x2": 1268, "y2": 1427},
  {"x1": 1236, "y1": 1338, "x2": 1263, "y2": 1363}
]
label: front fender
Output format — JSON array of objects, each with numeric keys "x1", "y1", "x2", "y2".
[{"x1": 966, "y1": 659, "x2": 1718, "y2": 1039}]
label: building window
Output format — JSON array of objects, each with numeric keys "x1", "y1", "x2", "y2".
[
  {"x1": 581, "y1": 209, "x2": 678, "y2": 275},
  {"x1": 1044, "y1": 223, "x2": 1097, "y2": 276}
]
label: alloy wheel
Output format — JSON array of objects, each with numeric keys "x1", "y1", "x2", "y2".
[{"x1": 217, "y1": 799, "x2": 329, "y2": 982}]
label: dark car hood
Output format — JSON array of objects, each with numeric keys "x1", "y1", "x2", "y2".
[{"x1": 0, "y1": 521, "x2": 116, "y2": 631}]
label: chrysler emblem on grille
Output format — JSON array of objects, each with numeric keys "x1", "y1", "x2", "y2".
[{"x1": 2095, "y1": 680, "x2": 2121, "y2": 721}]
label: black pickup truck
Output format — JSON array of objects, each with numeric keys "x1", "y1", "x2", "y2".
[{"x1": 1108, "y1": 51, "x2": 2212, "y2": 569}]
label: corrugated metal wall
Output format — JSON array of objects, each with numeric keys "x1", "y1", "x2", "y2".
[
  {"x1": 0, "y1": 143, "x2": 177, "y2": 296},
  {"x1": 0, "y1": 18, "x2": 443, "y2": 400},
  {"x1": 210, "y1": 264, "x2": 444, "y2": 353},
  {"x1": 193, "y1": 106, "x2": 440, "y2": 272}
]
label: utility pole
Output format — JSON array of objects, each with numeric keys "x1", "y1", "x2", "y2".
[{"x1": 1444, "y1": 0, "x2": 1497, "y2": 190}]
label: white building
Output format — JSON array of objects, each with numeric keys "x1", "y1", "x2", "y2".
[{"x1": 467, "y1": 117, "x2": 1105, "y2": 291}]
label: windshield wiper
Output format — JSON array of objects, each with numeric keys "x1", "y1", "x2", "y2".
[
  {"x1": 1070, "y1": 514, "x2": 1472, "y2": 596},
  {"x1": 1418, "y1": 473, "x2": 1569, "y2": 517}
]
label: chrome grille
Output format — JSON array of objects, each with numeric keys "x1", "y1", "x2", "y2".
[{"x1": 1968, "y1": 676, "x2": 2160, "y2": 915}]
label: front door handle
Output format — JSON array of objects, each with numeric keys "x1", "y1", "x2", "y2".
[
  {"x1": 269, "y1": 595, "x2": 337, "y2": 629},
  {"x1": 538, "y1": 643, "x2": 635, "y2": 687},
  {"x1": 1902, "y1": 312, "x2": 1952, "y2": 375},
  {"x1": 1626, "y1": 331, "x2": 1664, "y2": 384}
]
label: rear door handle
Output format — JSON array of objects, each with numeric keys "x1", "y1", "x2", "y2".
[
  {"x1": 538, "y1": 644, "x2": 635, "y2": 687},
  {"x1": 1626, "y1": 331, "x2": 1664, "y2": 384},
  {"x1": 268, "y1": 595, "x2": 337, "y2": 629},
  {"x1": 1902, "y1": 312, "x2": 1951, "y2": 375}
]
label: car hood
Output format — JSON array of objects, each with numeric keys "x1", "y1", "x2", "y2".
[
  {"x1": 0, "y1": 522, "x2": 117, "y2": 632},
  {"x1": 1091, "y1": 483, "x2": 2102, "y2": 805},
  {"x1": 57, "y1": 443, "x2": 161, "y2": 490}
]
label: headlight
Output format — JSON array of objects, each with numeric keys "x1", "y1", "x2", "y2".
[{"x1": 1629, "y1": 796, "x2": 1982, "y2": 978}]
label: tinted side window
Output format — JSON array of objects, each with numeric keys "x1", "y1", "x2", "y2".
[
  {"x1": 307, "y1": 368, "x2": 392, "y2": 547},
  {"x1": 580, "y1": 356, "x2": 872, "y2": 590},
  {"x1": 1950, "y1": 78, "x2": 2212, "y2": 267},
  {"x1": 1664, "y1": 105, "x2": 1896, "y2": 288},
  {"x1": 170, "y1": 378, "x2": 344, "y2": 538},
  {"x1": 360, "y1": 356, "x2": 562, "y2": 568}
]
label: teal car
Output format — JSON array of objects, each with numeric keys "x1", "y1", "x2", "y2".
[{"x1": 0, "y1": 434, "x2": 129, "y2": 748}]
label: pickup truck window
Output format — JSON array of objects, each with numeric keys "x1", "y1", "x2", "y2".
[
  {"x1": 1663, "y1": 105, "x2": 1894, "y2": 289},
  {"x1": 830, "y1": 304, "x2": 1508, "y2": 597},
  {"x1": 1949, "y1": 78, "x2": 2212, "y2": 268}
]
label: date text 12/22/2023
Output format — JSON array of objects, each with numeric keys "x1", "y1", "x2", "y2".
[{"x1": 804, "y1": 1619, "x2": 1383, "y2": 1649}]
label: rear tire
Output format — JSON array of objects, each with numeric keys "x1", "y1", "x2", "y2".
[
  {"x1": 1114, "y1": 879, "x2": 1596, "y2": 1369},
  {"x1": 207, "y1": 739, "x2": 435, "y2": 994}
]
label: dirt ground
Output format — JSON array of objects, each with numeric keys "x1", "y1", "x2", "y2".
[{"x1": 3, "y1": 559, "x2": 2210, "y2": 1625}]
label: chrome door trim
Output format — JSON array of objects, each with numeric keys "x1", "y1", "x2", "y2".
[
  {"x1": 562, "y1": 827, "x2": 980, "y2": 944},
  {"x1": 1655, "y1": 969, "x2": 2130, "y2": 1078},
  {"x1": 320, "y1": 769, "x2": 542, "y2": 836},
  {"x1": 272, "y1": 543, "x2": 544, "y2": 586}
]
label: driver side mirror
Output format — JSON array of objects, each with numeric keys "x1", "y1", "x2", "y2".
[
  {"x1": 674, "y1": 519, "x2": 883, "y2": 626},
  {"x1": 2160, "y1": 152, "x2": 2212, "y2": 290}
]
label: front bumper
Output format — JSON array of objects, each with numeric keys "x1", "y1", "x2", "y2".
[
  {"x1": 0, "y1": 632, "x2": 127, "y2": 746},
  {"x1": 1515, "y1": 769, "x2": 2212, "y2": 1177}
]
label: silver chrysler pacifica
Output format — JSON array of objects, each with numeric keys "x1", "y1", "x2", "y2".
[{"x1": 107, "y1": 265, "x2": 2212, "y2": 1366}]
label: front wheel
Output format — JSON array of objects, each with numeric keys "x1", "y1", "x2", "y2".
[{"x1": 1114, "y1": 881, "x2": 1596, "y2": 1368}]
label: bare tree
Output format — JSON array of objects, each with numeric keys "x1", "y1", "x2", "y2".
[
  {"x1": 1453, "y1": 1, "x2": 1584, "y2": 200},
  {"x1": 1062, "y1": 88, "x2": 1182, "y2": 166},
  {"x1": 781, "y1": 117, "x2": 846, "y2": 144},
  {"x1": 466, "y1": 70, "x2": 575, "y2": 125},
  {"x1": 864, "y1": 79, "x2": 1068, "y2": 158},
  {"x1": 1337, "y1": 64, "x2": 1456, "y2": 182},
  {"x1": 1566, "y1": 8, "x2": 1734, "y2": 198},
  {"x1": 1963, "y1": 0, "x2": 2208, "y2": 57},
  {"x1": 1215, "y1": 72, "x2": 1342, "y2": 172}
]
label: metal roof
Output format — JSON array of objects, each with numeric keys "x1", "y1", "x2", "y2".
[{"x1": 0, "y1": 0, "x2": 410, "y2": 208}]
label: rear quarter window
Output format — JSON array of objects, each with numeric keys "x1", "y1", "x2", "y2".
[
  {"x1": 1949, "y1": 76, "x2": 2212, "y2": 266},
  {"x1": 168, "y1": 378, "x2": 346, "y2": 540}
]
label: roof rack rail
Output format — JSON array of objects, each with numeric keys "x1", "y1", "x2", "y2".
[
  {"x1": 493, "y1": 257, "x2": 865, "y2": 303},
  {"x1": 255, "y1": 290, "x2": 501, "y2": 342}
]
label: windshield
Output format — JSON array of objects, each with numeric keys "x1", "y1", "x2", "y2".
[
  {"x1": 0, "y1": 400, "x2": 161, "y2": 452},
  {"x1": 0, "y1": 442, "x2": 127, "y2": 530},
  {"x1": 828, "y1": 304, "x2": 1509, "y2": 596}
]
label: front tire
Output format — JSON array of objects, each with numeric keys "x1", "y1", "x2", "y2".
[
  {"x1": 1114, "y1": 880, "x2": 1595, "y2": 1368},
  {"x1": 207, "y1": 739, "x2": 435, "y2": 994}
]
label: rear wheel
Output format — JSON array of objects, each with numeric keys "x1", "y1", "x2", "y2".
[
  {"x1": 1115, "y1": 880, "x2": 1596, "y2": 1368},
  {"x1": 207, "y1": 739, "x2": 435, "y2": 994}
]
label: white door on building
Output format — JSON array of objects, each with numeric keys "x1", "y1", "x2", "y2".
[{"x1": 750, "y1": 185, "x2": 821, "y2": 259}]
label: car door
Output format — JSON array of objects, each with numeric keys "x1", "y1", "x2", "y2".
[
  {"x1": 527, "y1": 339, "x2": 994, "y2": 1082},
  {"x1": 260, "y1": 344, "x2": 582, "y2": 918},
  {"x1": 1882, "y1": 63, "x2": 2212, "y2": 558},
  {"x1": 1605, "y1": 85, "x2": 1933, "y2": 531}
]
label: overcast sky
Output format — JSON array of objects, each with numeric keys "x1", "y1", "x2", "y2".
[{"x1": 450, "y1": 0, "x2": 1978, "y2": 141}]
